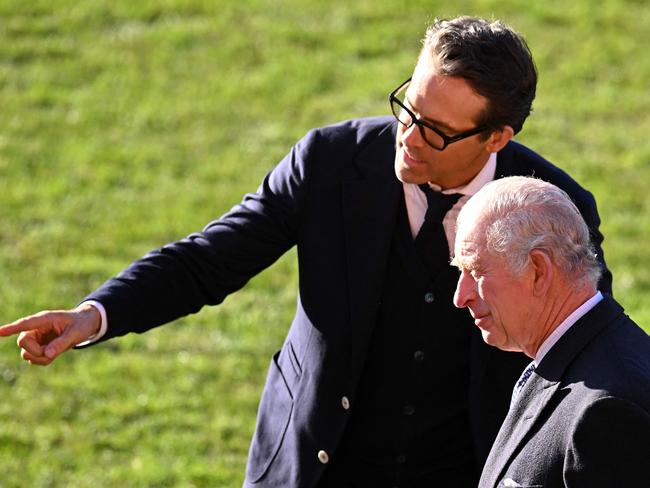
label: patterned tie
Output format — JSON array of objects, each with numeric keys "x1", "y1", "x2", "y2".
[
  {"x1": 415, "y1": 184, "x2": 462, "y2": 272},
  {"x1": 510, "y1": 361, "x2": 537, "y2": 408}
]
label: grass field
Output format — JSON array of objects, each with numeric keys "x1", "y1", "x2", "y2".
[{"x1": 1, "y1": 1, "x2": 649, "y2": 486}]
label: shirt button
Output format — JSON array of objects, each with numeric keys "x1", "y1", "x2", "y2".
[
  {"x1": 424, "y1": 292, "x2": 435, "y2": 303},
  {"x1": 403, "y1": 404, "x2": 415, "y2": 416},
  {"x1": 341, "y1": 396, "x2": 350, "y2": 410},
  {"x1": 414, "y1": 350, "x2": 425, "y2": 362},
  {"x1": 317, "y1": 450, "x2": 329, "y2": 464},
  {"x1": 396, "y1": 454, "x2": 407, "y2": 464}
]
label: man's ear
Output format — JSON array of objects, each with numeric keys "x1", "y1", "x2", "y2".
[
  {"x1": 485, "y1": 125, "x2": 514, "y2": 153},
  {"x1": 529, "y1": 249, "x2": 554, "y2": 297}
]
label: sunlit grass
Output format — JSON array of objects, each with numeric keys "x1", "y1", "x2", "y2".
[{"x1": 1, "y1": 0, "x2": 649, "y2": 485}]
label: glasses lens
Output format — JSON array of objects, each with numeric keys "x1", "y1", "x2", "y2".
[
  {"x1": 391, "y1": 98, "x2": 412, "y2": 127},
  {"x1": 422, "y1": 128, "x2": 445, "y2": 150},
  {"x1": 392, "y1": 85, "x2": 445, "y2": 150}
]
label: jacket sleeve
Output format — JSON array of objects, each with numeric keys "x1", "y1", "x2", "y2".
[
  {"x1": 83, "y1": 129, "x2": 321, "y2": 342},
  {"x1": 564, "y1": 396, "x2": 650, "y2": 486}
]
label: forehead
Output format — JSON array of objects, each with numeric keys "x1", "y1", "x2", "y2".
[
  {"x1": 454, "y1": 222, "x2": 484, "y2": 266},
  {"x1": 455, "y1": 235, "x2": 481, "y2": 267},
  {"x1": 409, "y1": 54, "x2": 488, "y2": 125}
]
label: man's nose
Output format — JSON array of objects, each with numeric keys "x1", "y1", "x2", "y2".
[
  {"x1": 401, "y1": 121, "x2": 425, "y2": 147},
  {"x1": 453, "y1": 270, "x2": 475, "y2": 309}
]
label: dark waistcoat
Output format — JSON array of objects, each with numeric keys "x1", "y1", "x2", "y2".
[{"x1": 321, "y1": 200, "x2": 477, "y2": 487}]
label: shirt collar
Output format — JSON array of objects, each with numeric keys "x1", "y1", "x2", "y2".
[{"x1": 535, "y1": 291, "x2": 604, "y2": 365}]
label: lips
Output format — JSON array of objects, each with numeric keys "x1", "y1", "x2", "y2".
[
  {"x1": 469, "y1": 309, "x2": 491, "y2": 327},
  {"x1": 473, "y1": 315, "x2": 492, "y2": 329},
  {"x1": 401, "y1": 147, "x2": 426, "y2": 166}
]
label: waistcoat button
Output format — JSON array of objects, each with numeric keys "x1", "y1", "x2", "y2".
[
  {"x1": 341, "y1": 396, "x2": 350, "y2": 410},
  {"x1": 317, "y1": 450, "x2": 329, "y2": 464}
]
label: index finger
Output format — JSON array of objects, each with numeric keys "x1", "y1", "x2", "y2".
[{"x1": 0, "y1": 311, "x2": 61, "y2": 337}]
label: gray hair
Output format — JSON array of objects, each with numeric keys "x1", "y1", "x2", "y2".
[{"x1": 458, "y1": 176, "x2": 602, "y2": 289}]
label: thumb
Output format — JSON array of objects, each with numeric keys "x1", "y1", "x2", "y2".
[
  {"x1": 43, "y1": 306, "x2": 101, "y2": 359},
  {"x1": 44, "y1": 332, "x2": 78, "y2": 359}
]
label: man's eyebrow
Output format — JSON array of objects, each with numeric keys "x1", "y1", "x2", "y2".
[
  {"x1": 453, "y1": 253, "x2": 480, "y2": 271},
  {"x1": 451, "y1": 255, "x2": 468, "y2": 269}
]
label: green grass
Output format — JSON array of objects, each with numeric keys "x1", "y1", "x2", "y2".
[{"x1": 1, "y1": 0, "x2": 649, "y2": 486}]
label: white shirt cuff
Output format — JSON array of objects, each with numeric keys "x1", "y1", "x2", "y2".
[{"x1": 75, "y1": 300, "x2": 108, "y2": 346}]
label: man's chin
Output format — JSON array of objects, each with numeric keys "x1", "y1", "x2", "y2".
[
  {"x1": 394, "y1": 158, "x2": 427, "y2": 185},
  {"x1": 481, "y1": 329, "x2": 503, "y2": 349},
  {"x1": 481, "y1": 330, "x2": 520, "y2": 353}
]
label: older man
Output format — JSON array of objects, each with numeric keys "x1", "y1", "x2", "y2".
[{"x1": 453, "y1": 176, "x2": 650, "y2": 488}]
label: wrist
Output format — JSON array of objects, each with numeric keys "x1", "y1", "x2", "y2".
[
  {"x1": 75, "y1": 303, "x2": 101, "y2": 337},
  {"x1": 73, "y1": 300, "x2": 108, "y2": 347}
]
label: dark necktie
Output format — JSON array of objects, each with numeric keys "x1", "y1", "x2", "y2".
[
  {"x1": 510, "y1": 361, "x2": 537, "y2": 408},
  {"x1": 414, "y1": 184, "x2": 462, "y2": 272}
]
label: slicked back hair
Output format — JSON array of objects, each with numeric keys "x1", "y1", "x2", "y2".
[{"x1": 422, "y1": 16, "x2": 537, "y2": 136}]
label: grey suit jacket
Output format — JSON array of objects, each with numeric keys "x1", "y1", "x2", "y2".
[{"x1": 479, "y1": 296, "x2": 650, "y2": 488}]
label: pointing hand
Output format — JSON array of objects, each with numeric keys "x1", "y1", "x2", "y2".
[{"x1": 0, "y1": 304, "x2": 101, "y2": 365}]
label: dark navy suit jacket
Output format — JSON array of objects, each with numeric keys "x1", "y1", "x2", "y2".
[
  {"x1": 85, "y1": 117, "x2": 612, "y2": 487},
  {"x1": 479, "y1": 296, "x2": 650, "y2": 488}
]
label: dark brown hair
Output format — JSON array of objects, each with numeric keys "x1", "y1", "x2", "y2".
[{"x1": 422, "y1": 16, "x2": 537, "y2": 135}]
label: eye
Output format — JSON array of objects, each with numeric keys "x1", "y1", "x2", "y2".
[{"x1": 469, "y1": 267, "x2": 483, "y2": 281}]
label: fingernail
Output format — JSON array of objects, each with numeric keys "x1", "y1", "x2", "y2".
[{"x1": 44, "y1": 346, "x2": 55, "y2": 359}]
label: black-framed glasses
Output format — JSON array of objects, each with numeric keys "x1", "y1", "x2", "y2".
[{"x1": 389, "y1": 77, "x2": 488, "y2": 151}]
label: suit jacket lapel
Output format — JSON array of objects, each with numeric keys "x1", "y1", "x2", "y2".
[
  {"x1": 482, "y1": 372, "x2": 561, "y2": 487},
  {"x1": 481, "y1": 296, "x2": 625, "y2": 487},
  {"x1": 342, "y1": 122, "x2": 402, "y2": 380}
]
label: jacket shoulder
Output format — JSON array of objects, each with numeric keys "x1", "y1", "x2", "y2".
[
  {"x1": 498, "y1": 141, "x2": 576, "y2": 184},
  {"x1": 497, "y1": 140, "x2": 593, "y2": 200},
  {"x1": 291, "y1": 116, "x2": 395, "y2": 180},
  {"x1": 308, "y1": 116, "x2": 395, "y2": 149}
]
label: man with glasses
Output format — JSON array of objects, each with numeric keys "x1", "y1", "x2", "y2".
[{"x1": 0, "y1": 16, "x2": 611, "y2": 488}]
